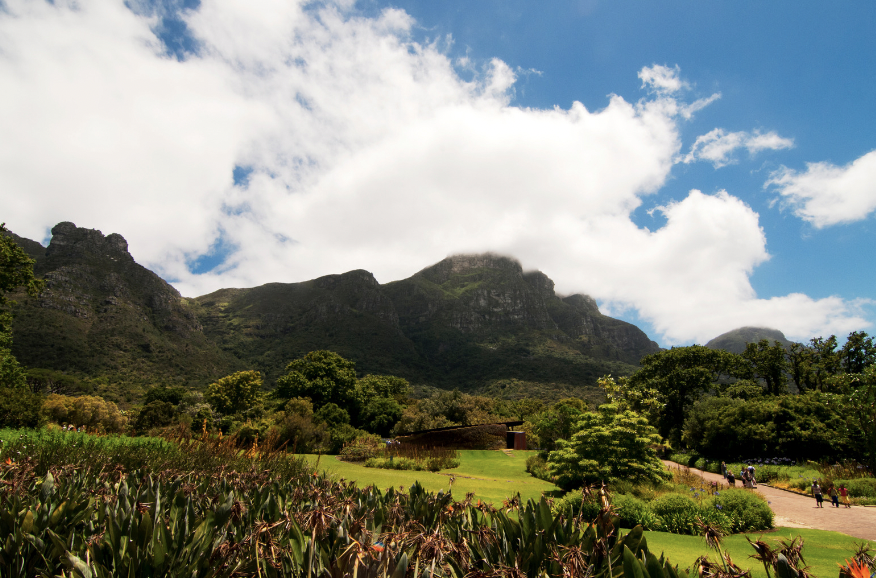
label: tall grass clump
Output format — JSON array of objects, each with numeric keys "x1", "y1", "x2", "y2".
[{"x1": 364, "y1": 442, "x2": 460, "y2": 471}]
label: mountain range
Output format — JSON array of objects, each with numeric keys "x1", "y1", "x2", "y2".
[{"x1": 7, "y1": 222, "x2": 664, "y2": 403}]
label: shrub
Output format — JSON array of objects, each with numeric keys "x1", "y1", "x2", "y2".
[
  {"x1": 42, "y1": 394, "x2": 127, "y2": 433},
  {"x1": 526, "y1": 454, "x2": 551, "y2": 481},
  {"x1": 612, "y1": 494, "x2": 662, "y2": 530},
  {"x1": 327, "y1": 423, "x2": 365, "y2": 454},
  {"x1": 649, "y1": 493, "x2": 700, "y2": 535},
  {"x1": 704, "y1": 488, "x2": 773, "y2": 532},
  {"x1": 551, "y1": 489, "x2": 601, "y2": 520},
  {"x1": 835, "y1": 478, "x2": 876, "y2": 498},
  {"x1": 339, "y1": 433, "x2": 383, "y2": 462},
  {"x1": 548, "y1": 404, "x2": 669, "y2": 489}
]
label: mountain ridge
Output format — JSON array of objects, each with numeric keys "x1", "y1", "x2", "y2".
[{"x1": 6, "y1": 223, "x2": 660, "y2": 403}]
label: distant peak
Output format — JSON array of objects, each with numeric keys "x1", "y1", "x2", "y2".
[
  {"x1": 706, "y1": 326, "x2": 791, "y2": 354},
  {"x1": 47, "y1": 222, "x2": 132, "y2": 260}
]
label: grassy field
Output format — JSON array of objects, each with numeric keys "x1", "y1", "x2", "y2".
[
  {"x1": 310, "y1": 450, "x2": 874, "y2": 577},
  {"x1": 303, "y1": 449, "x2": 563, "y2": 504},
  {"x1": 645, "y1": 527, "x2": 869, "y2": 578}
]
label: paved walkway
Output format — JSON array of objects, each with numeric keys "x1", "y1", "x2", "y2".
[{"x1": 663, "y1": 461, "x2": 876, "y2": 542}]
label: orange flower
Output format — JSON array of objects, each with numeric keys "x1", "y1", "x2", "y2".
[{"x1": 838, "y1": 560, "x2": 871, "y2": 578}]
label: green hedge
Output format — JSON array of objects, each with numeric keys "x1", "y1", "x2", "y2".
[
  {"x1": 704, "y1": 488, "x2": 774, "y2": 532},
  {"x1": 834, "y1": 478, "x2": 876, "y2": 498},
  {"x1": 552, "y1": 489, "x2": 772, "y2": 536}
]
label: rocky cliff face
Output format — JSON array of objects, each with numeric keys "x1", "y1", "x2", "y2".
[
  {"x1": 385, "y1": 254, "x2": 659, "y2": 365},
  {"x1": 9, "y1": 223, "x2": 661, "y2": 396},
  {"x1": 9, "y1": 223, "x2": 241, "y2": 388}
]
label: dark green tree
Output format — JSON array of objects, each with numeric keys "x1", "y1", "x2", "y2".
[
  {"x1": 133, "y1": 400, "x2": 176, "y2": 433},
  {"x1": 275, "y1": 350, "x2": 357, "y2": 409},
  {"x1": 740, "y1": 339, "x2": 788, "y2": 395},
  {"x1": 808, "y1": 335, "x2": 842, "y2": 390},
  {"x1": 531, "y1": 398, "x2": 586, "y2": 452},
  {"x1": 627, "y1": 345, "x2": 738, "y2": 444},
  {"x1": 360, "y1": 397, "x2": 403, "y2": 437},
  {"x1": 840, "y1": 331, "x2": 876, "y2": 375},
  {"x1": 313, "y1": 402, "x2": 350, "y2": 427},
  {"x1": 0, "y1": 224, "x2": 43, "y2": 302},
  {"x1": 0, "y1": 225, "x2": 45, "y2": 426},
  {"x1": 826, "y1": 365, "x2": 876, "y2": 472}
]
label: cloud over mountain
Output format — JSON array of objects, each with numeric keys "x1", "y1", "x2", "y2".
[{"x1": 0, "y1": 0, "x2": 868, "y2": 345}]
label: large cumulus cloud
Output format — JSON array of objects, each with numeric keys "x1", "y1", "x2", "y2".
[{"x1": 0, "y1": 0, "x2": 867, "y2": 344}]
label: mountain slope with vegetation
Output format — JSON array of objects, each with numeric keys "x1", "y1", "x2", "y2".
[
  {"x1": 7, "y1": 223, "x2": 244, "y2": 402},
  {"x1": 706, "y1": 326, "x2": 791, "y2": 354},
  {"x1": 7, "y1": 223, "x2": 659, "y2": 401}
]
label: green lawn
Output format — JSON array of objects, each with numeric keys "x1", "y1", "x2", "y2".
[
  {"x1": 303, "y1": 449, "x2": 562, "y2": 505},
  {"x1": 645, "y1": 527, "x2": 871, "y2": 578},
  {"x1": 308, "y1": 450, "x2": 873, "y2": 577}
]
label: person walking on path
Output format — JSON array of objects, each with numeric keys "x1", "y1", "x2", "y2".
[
  {"x1": 839, "y1": 484, "x2": 851, "y2": 508},
  {"x1": 828, "y1": 484, "x2": 840, "y2": 507},
  {"x1": 721, "y1": 461, "x2": 727, "y2": 478},
  {"x1": 812, "y1": 481, "x2": 824, "y2": 508}
]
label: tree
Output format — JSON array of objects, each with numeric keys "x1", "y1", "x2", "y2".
[
  {"x1": 740, "y1": 339, "x2": 788, "y2": 395},
  {"x1": 841, "y1": 331, "x2": 876, "y2": 375},
  {"x1": 313, "y1": 402, "x2": 350, "y2": 427},
  {"x1": 206, "y1": 370, "x2": 264, "y2": 415},
  {"x1": 826, "y1": 366, "x2": 876, "y2": 472},
  {"x1": 132, "y1": 400, "x2": 176, "y2": 433},
  {"x1": 144, "y1": 385, "x2": 187, "y2": 406},
  {"x1": 274, "y1": 351, "x2": 357, "y2": 409},
  {"x1": 0, "y1": 224, "x2": 43, "y2": 302},
  {"x1": 627, "y1": 345, "x2": 737, "y2": 444},
  {"x1": 355, "y1": 374, "x2": 411, "y2": 403},
  {"x1": 41, "y1": 394, "x2": 128, "y2": 433},
  {"x1": 548, "y1": 404, "x2": 669, "y2": 489},
  {"x1": 531, "y1": 398, "x2": 586, "y2": 452},
  {"x1": 360, "y1": 397, "x2": 403, "y2": 437},
  {"x1": 0, "y1": 225, "x2": 45, "y2": 424}
]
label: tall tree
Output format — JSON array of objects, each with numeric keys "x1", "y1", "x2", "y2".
[
  {"x1": 826, "y1": 366, "x2": 876, "y2": 473},
  {"x1": 275, "y1": 350, "x2": 358, "y2": 409},
  {"x1": 0, "y1": 225, "x2": 45, "y2": 426},
  {"x1": 740, "y1": 339, "x2": 788, "y2": 395},
  {"x1": 808, "y1": 335, "x2": 842, "y2": 390},
  {"x1": 627, "y1": 345, "x2": 738, "y2": 444},
  {"x1": 841, "y1": 331, "x2": 876, "y2": 375},
  {"x1": 206, "y1": 370, "x2": 264, "y2": 415}
]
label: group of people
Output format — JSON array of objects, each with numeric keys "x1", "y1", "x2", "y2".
[
  {"x1": 61, "y1": 424, "x2": 85, "y2": 433},
  {"x1": 810, "y1": 481, "x2": 851, "y2": 508},
  {"x1": 721, "y1": 461, "x2": 757, "y2": 488}
]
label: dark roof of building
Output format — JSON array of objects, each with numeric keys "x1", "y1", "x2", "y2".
[{"x1": 397, "y1": 421, "x2": 525, "y2": 437}]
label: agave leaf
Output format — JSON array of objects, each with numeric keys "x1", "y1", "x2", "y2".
[
  {"x1": 41, "y1": 472, "x2": 55, "y2": 501},
  {"x1": 623, "y1": 545, "x2": 647, "y2": 578},
  {"x1": 22, "y1": 510, "x2": 34, "y2": 534},
  {"x1": 49, "y1": 500, "x2": 68, "y2": 526},
  {"x1": 64, "y1": 552, "x2": 93, "y2": 578}
]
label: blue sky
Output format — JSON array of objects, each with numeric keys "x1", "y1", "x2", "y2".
[{"x1": 1, "y1": 0, "x2": 874, "y2": 345}]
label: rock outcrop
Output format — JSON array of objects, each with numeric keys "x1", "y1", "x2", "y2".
[{"x1": 9, "y1": 223, "x2": 662, "y2": 395}]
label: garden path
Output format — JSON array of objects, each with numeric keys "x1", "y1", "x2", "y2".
[{"x1": 662, "y1": 461, "x2": 876, "y2": 542}]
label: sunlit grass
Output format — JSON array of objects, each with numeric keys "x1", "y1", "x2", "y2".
[
  {"x1": 303, "y1": 449, "x2": 560, "y2": 505},
  {"x1": 646, "y1": 527, "x2": 873, "y2": 578}
]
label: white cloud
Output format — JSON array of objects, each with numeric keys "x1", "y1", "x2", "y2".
[
  {"x1": 684, "y1": 128, "x2": 794, "y2": 167},
  {"x1": 766, "y1": 150, "x2": 876, "y2": 227},
  {"x1": 0, "y1": 0, "x2": 866, "y2": 345},
  {"x1": 638, "y1": 64, "x2": 687, "y2": 95}
]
